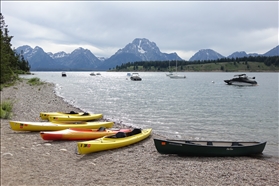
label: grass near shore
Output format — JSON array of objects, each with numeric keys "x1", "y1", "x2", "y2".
[
  {"x1": 0, "y1": 100, "x2": 13, "y2": 119},
  {"x1": 0, "y1": 77, "x2": 45, "y2": 119}
]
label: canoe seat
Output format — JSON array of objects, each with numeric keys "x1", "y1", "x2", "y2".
[
  {"x1": 185, "y1": 141, "x2": 195, "y2": 145},
  {"x1": 97, "y1": 127, "x2": 106, "y2": 131},
  {"x1": 116, "y1": 132, "x2": 126, "y2": 138},
  {"x1": 207, "y1": 141, "x2": 213, "y2": 146},
  {"x1": 231, "y1": 142, "x2": 243, "y2": 146}
]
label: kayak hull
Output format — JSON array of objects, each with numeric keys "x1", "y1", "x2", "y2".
[
  {"x1": 9, "y1": 121, "x2": 114, "y2": 131},
  {"x1": 40, "y1": 128, "x2": 132, "y2": 140}
]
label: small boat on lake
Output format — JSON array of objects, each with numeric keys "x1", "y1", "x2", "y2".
[
  {"x1": 166, "y1": 72, "x2": 174, "y2": 76},
  {"x1": 169, "y1": 74, "x2": 186, "y2": 79},
  {"x1": 224, "y1": 74, "x2": 257, "y2": 86},
  {"x1": 62, "y1": 72, "x2": 67, "y2": 77},
  {"x1": 169, "y1": 60, "x2": 186, "y2": 79},
  {"x1": 130, "y1": 73, "x2": 142, "y2": 81},
  {"x1": 90, "y1": 72, "x2": 96, "y2": 76},
  {"x1": 166, "y1": 61, "x2": 173, "y2": 76},
  {"x1": 154, "y1": 138, "x2": 266, "y2": 156}
]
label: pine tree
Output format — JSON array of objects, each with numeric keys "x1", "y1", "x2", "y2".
[{"x1": 0, "y1": 13, "x2": 30, "y2": 84}]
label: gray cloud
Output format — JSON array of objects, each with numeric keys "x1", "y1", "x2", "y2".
[{"x1": 2, "y1": 1, "x2": 278, "y2": 60}]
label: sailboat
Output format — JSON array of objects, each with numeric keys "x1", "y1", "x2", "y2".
[
  {"x1": 166, "y1": 61, "x2": 174, "y2": 76},
  {"x1": 169, "y1": 60, "x2": 186, "y2": 79}
]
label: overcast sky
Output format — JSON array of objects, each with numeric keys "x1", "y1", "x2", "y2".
[{"x1": 1, "y1": 1, "x2": 278, "y2": 60}]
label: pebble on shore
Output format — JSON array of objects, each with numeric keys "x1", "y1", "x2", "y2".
[{"x1": 1, "y1": 79, "x2": 278, "y2": 186}]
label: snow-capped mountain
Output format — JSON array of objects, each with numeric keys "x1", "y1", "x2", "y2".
[
  {"x1": 189, "y1": 49, "x2": 225, "y2": 61},
  {"x1": 16, "y1": 38, "x2": 183, "y2": 70},
  {"x1": 100, "y1": 38, "x2": 182, "y2": 69},
  {"x1": 16, "y1": 46, "x2": 64, "y2": 70},
  {"x1": 15, "y1": 40, "x2": 278, "y2": 71},
  {"x1": 48, "y1": 51, "x2": 69, "y2": 59},
  {"x1": 63, "y1": 47, "x2": 101, "y2": 70}
]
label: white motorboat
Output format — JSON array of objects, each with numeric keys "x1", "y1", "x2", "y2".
[
  {"x1": 169, "y1": 74, "x2": 186, "y2": 79},
  {"x1": 224, "y1": 74, "x2": 257, "y2": 86},
  {"x1": 130, "y1": 73, "x2": 142, "y2": 81}
]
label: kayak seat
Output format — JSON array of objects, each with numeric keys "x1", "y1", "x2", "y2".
[
  {"x1": 127, "y1": 128, "x2": 142, "y2": 136},
  {"x1": 207, "y1": 141, "x2": 213, "y2": 146},
  {"x1": 81, "y1": 112, "x2": 89, "y2": 116},
  {"x1": 97, "y1": 127, "x2": 106, "y2": 131},
  {"x1": 231, "y1": 142, "x2": 243, "y2": 146},
  {"x1": 68, "y1": 111, "x2": 78, "y2": 114},
  {"x1": 116, "y1": 132, "x2": 126, "y2": 138}
]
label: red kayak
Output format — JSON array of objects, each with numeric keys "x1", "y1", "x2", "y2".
[{"x1": 40, "y1": 127, "x2": 132, "y2": 141}]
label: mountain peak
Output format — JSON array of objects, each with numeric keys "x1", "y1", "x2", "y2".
[{"x1": 190, "y1": 49, "x2": 225, "y2": 61}]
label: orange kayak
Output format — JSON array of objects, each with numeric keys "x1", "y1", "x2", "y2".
[{"x1": 40, "y1": 127, "x2": 132, "y2": 141}]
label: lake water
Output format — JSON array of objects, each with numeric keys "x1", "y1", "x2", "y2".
[{"x1": 24, "y1": 71, "x2": 278, "y2": 158}]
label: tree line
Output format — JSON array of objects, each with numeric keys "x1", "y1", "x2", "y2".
[
  {"x1": 114, "y1": 55, "x2": 279, "y2": 71},
  {"x1": 0, "y1": 13, "x2": 30, "y2": 84}
]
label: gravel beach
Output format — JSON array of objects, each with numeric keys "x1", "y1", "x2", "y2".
[{"x1": 1, "y1": 79, "x2": 278, "y2": 186}]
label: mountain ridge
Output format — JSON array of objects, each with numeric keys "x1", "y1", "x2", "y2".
[{"x1": 15, "y1": 38, "x2": 279, "y2": 71}]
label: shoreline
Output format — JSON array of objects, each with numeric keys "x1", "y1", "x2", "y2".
[{"x1": 1, "y1": 79, "x2": 278, "y2": 185}]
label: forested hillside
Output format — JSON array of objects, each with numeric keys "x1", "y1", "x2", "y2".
[
  {"x1": 0, "y1": 13, "x2": 30, "y2": 84},
  {"x1": 112, "y1": 56, "x2": 279, "y2": 72}
]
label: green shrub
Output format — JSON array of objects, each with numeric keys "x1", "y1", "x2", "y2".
[
  {"x1": 0, "y1": 100, "x2": 13, "y2": 119},
  {"x1": 27, "y1": 77, "x2": 44, "y2": 86}
]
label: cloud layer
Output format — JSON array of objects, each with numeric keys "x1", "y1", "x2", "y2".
[{"x1": 2, "y1": 1, "x2": 278, "y2": 60}]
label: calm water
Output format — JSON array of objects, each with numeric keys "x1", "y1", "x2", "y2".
[{"x1": 23, "y1": 72, "x2": 278, "y2": 158}]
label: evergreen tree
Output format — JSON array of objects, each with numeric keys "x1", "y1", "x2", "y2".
[{"x1": 0, "y1": 13, "x2": 30, "y2": 84}]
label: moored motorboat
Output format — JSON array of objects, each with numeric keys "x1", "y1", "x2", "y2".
[
  {"x1": 169, "y1": 74, "x2": 186, "y2": 79},
  {"x1": 48, "y1": 113, "x2": 103, "y2": 122},
  {"x1": 77, "y1": 128, "x2": 152, "y2": 154},
  {"x1": 40, "y1": 127, "x2": 132, "y2": 140},
  {"x1": 153, "y1": 138, "x2": 266, "y2": 156},
  {"x1": 130, "y1": 73, "x2": 142, "y2": 81},
  {"x1": 9, "y1": 121, "x2": 114, "y2": 131},
  {"x1": 224, "y1": 74, "x2": 257, "y2": 86}
]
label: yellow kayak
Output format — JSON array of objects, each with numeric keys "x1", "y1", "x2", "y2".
[
  {"x1": 9, "y1": 120, "x2": 114, "y2": 131},
  {"x1": 77, "y1": 128, "x2": 152, "y2": 154},
  {"x1": 40, "y1": 111, "x2": 86, "y2": 120},
  {"x1": 48, "y1": 113, "x2": 103, "y2": 122}
]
